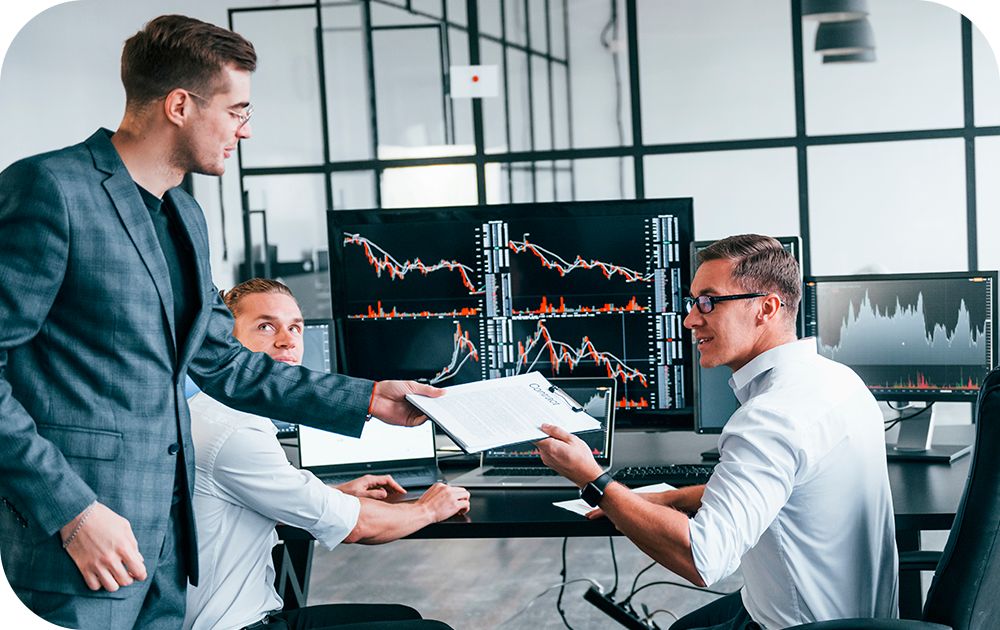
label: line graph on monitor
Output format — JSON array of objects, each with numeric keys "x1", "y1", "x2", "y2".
[
  {"x1": 343, "y1": 232, "x2": 484, "y2": 295},
  {"x1": 514, "y1": 319, "x2": 650, "y2": 387}
]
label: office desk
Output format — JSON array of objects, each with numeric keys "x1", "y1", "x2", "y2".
[{"x1": 275, "y1": 427, "x2": 972, "y2": 618}]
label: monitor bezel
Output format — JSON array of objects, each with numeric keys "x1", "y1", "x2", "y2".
[
  {"x1": 296, "y1": 422, "x2": 439, "y2": 476},
  {"x1": 326, "y1": 198, "x2": 696, "y2": 431},
  {"x1": 804, "y1": 270, "x2": 998, "y2": 402}
]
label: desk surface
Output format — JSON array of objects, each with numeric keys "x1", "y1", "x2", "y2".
[
  {"x1": 429, "y1": 427, "x2": 971, "y2": 538},
  {"x1": 280, "y1": 426, "x2": 972, "y2": 540}
]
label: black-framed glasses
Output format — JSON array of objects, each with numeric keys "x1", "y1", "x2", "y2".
[
  {"x1": 186, "y1": 90, "x2": 253, "y2": 129},
  {"x1": 683, "y1": 293, "x2": 770, "y2": 314}
]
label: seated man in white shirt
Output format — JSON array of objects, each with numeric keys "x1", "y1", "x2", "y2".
[
  {"x1": 184, "y1": 278, "x2": 470, "y2": 630},
  {"x1": 536, "y1": 235, "x2": 898, "y2": 630}
]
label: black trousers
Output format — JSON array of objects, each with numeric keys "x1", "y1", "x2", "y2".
[
  {"x1": 261, "y1": 603, "x2": 453, "y2": 630},
  {"x1": 669, "y1": 592, "x2": 761, "y2": 630}
]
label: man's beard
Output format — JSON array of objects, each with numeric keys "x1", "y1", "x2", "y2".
[{"x1": 171, "y1": 131, "x2": 223, "y2": 177}]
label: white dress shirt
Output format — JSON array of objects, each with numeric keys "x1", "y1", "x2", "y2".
[
  {"x1": 688, "y1": 338, "x2": 898, "y2": 629},
  {"x1": 183, "y1": 392, "x2": 361, "y2": 630}
]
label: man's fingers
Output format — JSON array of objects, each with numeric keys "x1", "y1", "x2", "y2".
[
  {"x1": 586, "y1": 508, "x2": 605, "y2": 520},
  {"x1": 409, "y1": 381, "x2": 444, "y2": 398},
  {"x1": 82, "y1": 570, "x2": 102, "y2": 591},
  {"x1": 126, "y1": 557, "x2": 148, "y2": 581},
  {"x1": 406, "y1": 413, "x2": 428, "y2": 427},
  {"x1": 539, "y1": 423, "x2": 573, "y2": 441},
  {"x1": 369, "y1": 488, "x2": 388, "y2": 500},
  {"x1": 384, "y1": 476, "x2": 407, "y2": 494},
  {"x1": 96, "y1": 567, "x2": 119, "y2": 592},
  {"x1": 121, "y1": 528, "x2": 147, "y2": 581},
  {"x1": 107, "y1": 557, "x2": 133, "y2": 587}
]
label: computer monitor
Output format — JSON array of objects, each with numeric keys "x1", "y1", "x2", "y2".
[
  {"x1": 302, "y1": 319, "x2": 335, "y2": 373},
  {"x1": 804, "y1": 271, "x2": 997, "y2": 461},
  {"x1": 691, "y1": 237, "x2": 804, "y2": 437},
  {"x1": 271, "y1": 319, "x2": 335, "y2": 436},
  {"x1": 327, "y1": 198, "x2": 695, "y2": 430}
]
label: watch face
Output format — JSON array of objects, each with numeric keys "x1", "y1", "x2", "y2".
[{"x1": 581, "y1": 482, "x2": 603, "y2": 507}]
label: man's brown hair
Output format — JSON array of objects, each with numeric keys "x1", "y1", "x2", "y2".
[
  {"x1": 222, "y1": 278, "x2": 297, "y2": 317},
  {"x1": 121, "y1": 14, "x2": 256, "y2": 108},
  {"x1": 698, "y1": 234, "x2": 802, "y2": 328}
]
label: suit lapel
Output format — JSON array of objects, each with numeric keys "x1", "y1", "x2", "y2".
[
  {"x1": 87, "y1": 130, "x2": 177, "y2": 357},
  {"x1": 166, "y1": 189, "x2": 209, "y2": 368}
]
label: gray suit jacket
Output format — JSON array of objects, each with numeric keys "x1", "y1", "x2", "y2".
[{"x1": 0, "y1": 129, "x2": 373, "y2": 597}]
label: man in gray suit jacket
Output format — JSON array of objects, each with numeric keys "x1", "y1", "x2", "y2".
[{"x1": 0, "y1": 15, "x2": 440, "y2": 629}]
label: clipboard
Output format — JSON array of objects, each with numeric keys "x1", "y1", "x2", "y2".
[{"x1": 405, "y1": 372, "x2": 603, "y2": 454}]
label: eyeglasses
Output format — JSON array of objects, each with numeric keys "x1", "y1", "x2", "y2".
[
  {"x1": 185, "y1": 90, "x2": 253, "y2": 129},
  {"x1": 683, "y1": 293, "x2": 773, "y2": 314}
]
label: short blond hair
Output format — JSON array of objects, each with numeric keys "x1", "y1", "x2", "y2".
[{"x1": 221, "y1": 278, "x2": 297, "y2": 317}]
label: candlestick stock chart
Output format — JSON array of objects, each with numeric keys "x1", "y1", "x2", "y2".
[{"x1": 329, "y1": 201, "x2": 694, "y2": 424}]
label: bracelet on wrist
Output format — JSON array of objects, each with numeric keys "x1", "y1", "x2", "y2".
[
  {"x1": 366, "y1": 382, "x2": 378, "y2": 421},
  {"x1": 62, "y1": 501, "x2": 98, "y2": 549}
]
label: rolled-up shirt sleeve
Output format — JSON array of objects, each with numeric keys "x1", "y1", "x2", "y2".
[
  {"x1": 208, "y1": 425, "x2": 360, "y2": 549},
  {"x1": 688, "y1": 404, "x2": 801, "y2": 586}
]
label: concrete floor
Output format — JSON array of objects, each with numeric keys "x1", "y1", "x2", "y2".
[{"x1": 306, "y1": 537, "x2": 743, "y2": 629}]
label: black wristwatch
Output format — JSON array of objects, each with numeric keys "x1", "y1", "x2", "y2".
[{"x1": 580, "y1": 472, "x2": 613, "y2": 507}]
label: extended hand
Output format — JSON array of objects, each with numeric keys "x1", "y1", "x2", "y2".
[
  {"x1": 60, "y1": 502, "x2": 147, "y2": 592},
  {"x1": 534, "y1": 423, "x2": 604, "y2": 487},
  {"x1": 336, "y1": 474, "x2": 406, "y2": 500},
  {"x1": 370, "y1": 380, "x2": 444, "y2": 427},
  {"x1": 416, "y1": 483, "x2": 471, "y2": 521}
]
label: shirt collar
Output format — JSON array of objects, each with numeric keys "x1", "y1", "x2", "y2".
[{"x1": 729, "y1": 337, "x2": 818, "y2": 402}]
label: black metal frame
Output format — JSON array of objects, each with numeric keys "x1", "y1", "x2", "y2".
[{"x1": 229, "y1": 0, "x2": 998, "y2": 283}]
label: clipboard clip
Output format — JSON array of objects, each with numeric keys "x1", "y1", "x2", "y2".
[{"x1": 548, "y1": 385, "x2": 584, "y2": 413}]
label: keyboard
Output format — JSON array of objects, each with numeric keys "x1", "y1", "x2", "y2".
[
  {"x1": 483, "y1": 467, "x2": 559, "y2": 477},
  {"x1": 612, "y1": 464, "x2": 715, "y2": 487}
]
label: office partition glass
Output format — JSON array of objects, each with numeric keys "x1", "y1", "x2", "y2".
[
  {"x1": 233, "y1": 8, "x2": 325, "y2": 168},
  {"x1": 803, "y1": 0, "x2": 963, "y2": 135},
  {"x1": 637, "y1": 0, "x2": 796, "y2": 144},
  {"x1": 973, "y1": 25, "x2": 1000, "y2": 127},
  {"x1": 808, "y1": 139, "x2": 967, "y2": 275},
  {"x1": 644, "y1": 148, "x2": 800, "y2": 241}
]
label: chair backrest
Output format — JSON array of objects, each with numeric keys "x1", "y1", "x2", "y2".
[{"x1": 923, "y1": 367, "x2": 1000, "y2": 629}]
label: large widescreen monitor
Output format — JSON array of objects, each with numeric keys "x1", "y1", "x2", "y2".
[
  {"x1": 327, "y1": 199, "x2": 695, "y2": 429},
  {"x1": 804, "y1": 272, "x2": 996, "y2": 402},
  {"x1": 804, "y1": 271, "x2": 996, "y2": 462}
]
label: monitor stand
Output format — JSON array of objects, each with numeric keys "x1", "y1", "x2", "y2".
[
  {"x1": 700, "y1": 447, "x2": 721, "y2": 462},
  {"x1": 886, "y1": 403, "x2": 972, "y2": 464}
]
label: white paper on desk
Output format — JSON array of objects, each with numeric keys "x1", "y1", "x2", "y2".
[
  {"x1": 552, "y1": 483, "x2": 676, "y2": 517},
  {"x1": 405, "y1": 372, "x2": 600, "y2": 454}
]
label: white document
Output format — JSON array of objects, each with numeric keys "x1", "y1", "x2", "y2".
[
  {"x1": 405, "y1": 372, "x2": 601, "y2": 454},
  {"x1": 552, "y1": 483, "x2": 676, "y2": 517}
]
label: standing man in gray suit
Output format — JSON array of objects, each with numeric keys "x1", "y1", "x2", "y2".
[{"x1": 0, "y1": 15, "x2": 439, "y2": 629}]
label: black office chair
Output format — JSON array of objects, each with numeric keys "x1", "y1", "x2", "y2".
[{"x1": 791, "y1": 367, "x2": 1000, "y2": 630}]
